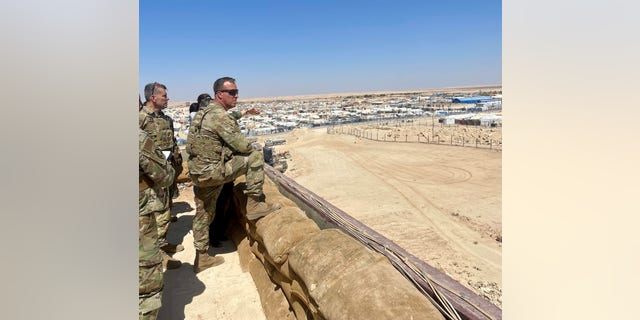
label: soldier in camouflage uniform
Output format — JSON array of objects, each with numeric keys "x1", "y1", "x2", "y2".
[
  {"x1": 140, "y1": 82, "x2": 183, "y2": 270},
  {"x1": 186, "y1": 77, "x2": 281, "y2": 273},
  {"x1": 139, "y1": 129, "x2": 175, "y2": 320}
]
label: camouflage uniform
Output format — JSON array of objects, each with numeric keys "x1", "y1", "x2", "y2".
[
  {"x1": 139, "y1": 130, "x2": 175, "y2": 320},
  {"x1": 139, "y1": 105, "x2": 182, "y2": 247},
  {"x1": 186, "y1": 101, "x2": 264, "y2": 251}
]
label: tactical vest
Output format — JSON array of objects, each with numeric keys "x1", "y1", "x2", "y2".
[
  {"x1": 186, "y1": 105, "x2": 228, "y2": 174},
  {"x1": 139, "y1": 109, "x2": 175, "y2": 151},
  {"x1": 187, "y1": 106, "x2": 224, "y2": 159}
]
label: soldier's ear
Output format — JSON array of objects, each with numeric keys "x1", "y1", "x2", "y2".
[{"x1": 150, "y1": 93, "x2": 161, "y2": 104}]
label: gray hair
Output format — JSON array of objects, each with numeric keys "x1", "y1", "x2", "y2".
[{"x1": 144, "y1": 82, "x2": 167, "y2": 102}]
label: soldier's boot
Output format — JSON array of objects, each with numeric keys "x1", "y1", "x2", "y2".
[
  {"x1": 193, "y1": 250, "x2": 225, "y2": 273},
  {"x1": 246, "y1": 194, "x2": 281, "y2": 221},
  {"x1": 161, "y1": 251, "x2": 182, "y2": 270},
  {"x1": 161, "y1": 243, "x2": 184, "y2": 254}
]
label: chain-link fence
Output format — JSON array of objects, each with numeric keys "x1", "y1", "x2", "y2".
[{"x1": 327, "y1": 116, "x2": 502, "y2": 151}]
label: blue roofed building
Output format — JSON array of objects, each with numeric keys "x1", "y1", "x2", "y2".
[{"x1": 451, "y1": 96, "x2": 494, "y2": 104}]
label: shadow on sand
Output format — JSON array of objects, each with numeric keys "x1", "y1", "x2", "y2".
[
  {"x1": 165, "y1": 214, "x2": 192, "y2": 247},
  {"x1": 172, "y1": 201, "x2": 194, "y2": 214},
  {"x1": 156, "y1": 182, "x2": 241, "y2": 319},
  {"x1": 156, "y1": 263, "x2": 205, "y2": 320}
]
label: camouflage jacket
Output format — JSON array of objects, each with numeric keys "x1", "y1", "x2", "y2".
[
  {"x1": 139, "y1": 104, "x2": 181, "y2": 156},
  {"x1": 186, "y1": 101, "x2": 252, "y2": 177},
  {"x1": 139, "y1": 129, "x2": 175, "y2": 216},
  {"x1": 229, "y1": 109, "x2": 243, "y2": 120}
]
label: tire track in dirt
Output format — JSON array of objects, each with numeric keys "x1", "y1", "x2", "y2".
[
  {"x1": 344, "y1": 150, "x2": 501, "y2": 270},
  {"x1": 281, "y1": 129, "x2": 502, "y2": 305},
  {"x1": 294, "y1": 131, "x2": 499, "y2": 258},
  {"x1": 356, "y1": 156, "x2": 498, "y2": 239},
  {"x1": 373, "y1": 162, "x2": 473, "y2": 186}
]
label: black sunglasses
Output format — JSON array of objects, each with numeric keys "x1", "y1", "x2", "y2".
[{"x1": 218, "y1": 89, "x2": 239, "y2": 96}]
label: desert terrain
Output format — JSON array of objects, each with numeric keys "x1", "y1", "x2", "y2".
[
  {"x1": 156, "y1": 122, "x2": 501, "y2": 319},
  {"x1": 277, "y1": 126, "x2": 502, "y2": 306}
]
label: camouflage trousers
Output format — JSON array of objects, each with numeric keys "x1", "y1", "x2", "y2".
[
  {"x1": 154, "y1": 187, "x2": 171, "y2": 247},
  {"x1": 192, "y1": 151, "x2": 264, "y2": 251},
  {"x1": 139, "y1": 213, "x2": 163, "y2": 318},
  {"x1": 139, "y1": 308, "x2": 159, "y2": 320}
]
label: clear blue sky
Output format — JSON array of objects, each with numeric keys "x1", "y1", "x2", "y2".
[{"x1": 140, "y1": 0, "x2": 501, "y2": 101}]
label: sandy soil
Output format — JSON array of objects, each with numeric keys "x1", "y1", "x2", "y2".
[
  {"x1": 157, "y1": 122, "x2": 501, "y2": 319},
  {"x1": 157, "y1": 187, "x2": 266, "y2": 320},
  {"x1": 276, "y1": 127, "x2": 503, "y2": 306}
]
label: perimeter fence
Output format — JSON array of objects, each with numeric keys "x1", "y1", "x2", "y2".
[{"x1": 327, "y1": 117, "x2": 502, "y2": 152}]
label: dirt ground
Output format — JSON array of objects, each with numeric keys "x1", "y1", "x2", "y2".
[
  {"x1": 275, "y1": 126, "x2": 503, "y2": 307},
  {"x1": 159, "y1": 123, "x2": 501, "y2": 319},
  {"x1": 156, "y1": 187, "x2": 266, "y2": 320}
]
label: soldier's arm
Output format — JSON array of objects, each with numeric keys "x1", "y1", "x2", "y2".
[
  {"x1": 139, "y1": 111, "x2": 148, "y2": 129},
  {"x1": 140, "y1": 136, "x2": 175, "y2": 188},
  {"x1": 230, "y1": 107, "x2": 259, "y2": 120},
  {"x1": 229, "y1": 110, "x2": 243, "y2": 120},
  {"x1": 216, "y1": 115, "x2": 253, "y2": 154}
]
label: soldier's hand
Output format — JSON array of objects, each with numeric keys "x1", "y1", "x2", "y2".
[
  {"x1": 245, "y1": 108, "x2": 260, "y2": 115},
  {"x1": 250, "y1": 142, "x2": 262, "y2": 151}
]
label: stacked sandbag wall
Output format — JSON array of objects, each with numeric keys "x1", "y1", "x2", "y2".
[{"x1": 229, "y1": 179, "x2": 446, "y2": 320}]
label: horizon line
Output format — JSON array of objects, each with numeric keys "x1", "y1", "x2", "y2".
[{"x1": 166, "y1": 83, "x2": 502, "y2": 107}]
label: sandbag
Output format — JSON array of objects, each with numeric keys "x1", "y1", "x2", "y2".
[
  {"x1": 288, "y1": 229, "x2": 445, "y2": 320},
  {"x1": 288, "y1": 229, "x2": 386, "y2": 299},
  {"x1": 255, "y1": 207, "x2": 320, "y2": 264},
  {"x1": 248, "y1": 257, "x2": 296, "y2": 320},
  {"x1": 315, "y1": 260, "x2": 445, "y2": 320}
]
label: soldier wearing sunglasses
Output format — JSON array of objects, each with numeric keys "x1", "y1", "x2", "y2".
[{"x1": 187, "y1": 76, "x2": 281, "y2": 273}]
